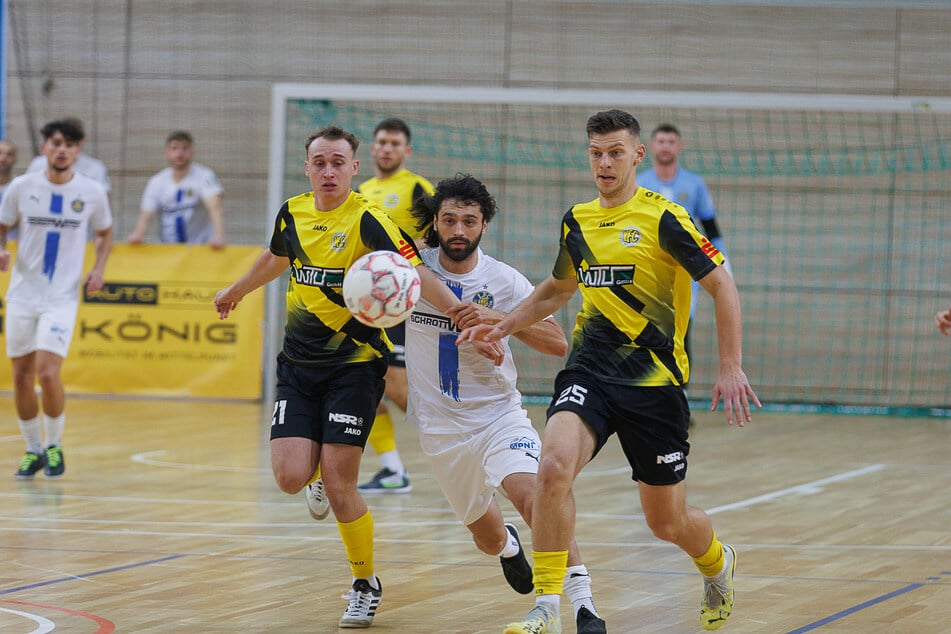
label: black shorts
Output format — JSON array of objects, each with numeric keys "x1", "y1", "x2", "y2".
[
  {"x1": 546, "y1": 368, "x2": 691, "y2": 486},
  {"x1": 271, "y1": 353, "x2": 386, "y2": 448},
  {"x1": 384, "y1": 322, "x2": 406, "y2": 367}
]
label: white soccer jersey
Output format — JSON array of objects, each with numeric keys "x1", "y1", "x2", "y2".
[
  {"x1": 28, "y1": 153, "x2": 111, "y2": 193},
  {"x1": 0, "y1": 171, "x2": 112, "y2": 304},
  {"x1": 140, "y1": 162, "x2": 223, "y2": 244},
  {"x1": 405, "y1": 247, "x2": 537, "y2": 436}
]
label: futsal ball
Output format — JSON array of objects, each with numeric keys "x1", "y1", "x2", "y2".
[{"x1": 343, "y1": 250, "x2": 422, "y2": 328}]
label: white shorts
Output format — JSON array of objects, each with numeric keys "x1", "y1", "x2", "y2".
[
  {"x1": 5, "y1": 300, "x2": 79, "y2": 358},
  {"x1": 420, "y1": 409, "x2": 541, "y2": 526}
]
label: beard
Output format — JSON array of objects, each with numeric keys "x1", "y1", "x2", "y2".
[{"x1": 438, "y1": 233, "x2": 482, "y2": 262}]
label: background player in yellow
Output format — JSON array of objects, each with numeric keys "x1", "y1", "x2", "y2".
[
  {"x1": 460, "y1": 110, "x2": 760, "y2": 633},
  {"x1": 214, "y1": 125, "x2": 501, "y2": 628},
  {"x1": 354, "y1": 118, "x2": 434, "y2": 494}
]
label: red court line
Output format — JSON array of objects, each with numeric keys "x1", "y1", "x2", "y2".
[{"x1": 0, "y1": 599, "x2": 115, "y2": 633}]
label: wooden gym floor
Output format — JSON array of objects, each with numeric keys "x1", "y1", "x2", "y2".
[{"x1": 0, "y1": 395, "x2": 948, "y2": 633}]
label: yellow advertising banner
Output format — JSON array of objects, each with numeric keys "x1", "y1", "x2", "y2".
[{"x1": 0, "y1": 243, "x2": 265, "y2": 399}]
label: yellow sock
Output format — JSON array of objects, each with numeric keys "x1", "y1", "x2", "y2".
[
  {"x1": 533, "y1": 550, "x2": 569, "y2": 596},
  {"x1": 692, "y1": 531, "x2": 725, "y2": 577},
  {"x1": 306, "y1": 464, "x2": 322, "y2": 486},
  {"x1": 337, "y1": 511, "x2": 375, "y2": 580},
  {"x1": 369, "y1": 410, "x2": 396, "y2": 455}
]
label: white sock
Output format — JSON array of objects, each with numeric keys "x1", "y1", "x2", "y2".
[
  {"x1": 355, "y1": 575, "x2": 380, "y2": 591},
  {"x1": 536, "y1": 593, "x2": 560, "y2": 612},
  {"x1": 495, "y1": 528, "x2": 521, "y2": 558},
  {"x1": 43, "y1": 413, "x2": 66, "y2": 448},
  {"x1": 18, "y1": 417, "x2": 43, "y2": 454},
  {"x1": 564, "y1": 564, "x2": 598, "y2": 618},
  {"x1": 378, "y1": 450, "x2": 405, "y2": 475}
]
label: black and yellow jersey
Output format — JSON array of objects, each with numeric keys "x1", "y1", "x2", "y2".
[
  {"x1": 357, "y1": 169, "x2": 434, "y2": 241},
  {"x1": 269, "y1": 190, "x2": 422, "y2": 367},
  {"x1": 553, "y1": 186, "x2": 725, "y2": 386}
]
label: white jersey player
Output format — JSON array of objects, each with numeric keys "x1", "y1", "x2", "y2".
[
  {"x1": 407, "y1": 174, "x2": 607, "y2": 633},
  {"x1": 128, "y1": 130, "x2": 226, "y2": 248},
  {"x1": 27, "y1": 152, "x2": 111, "y2": 193},
  {"x1": 0, "y1": 119, "x2": 113, "y2": 481}
]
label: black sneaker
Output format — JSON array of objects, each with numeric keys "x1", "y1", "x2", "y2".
[
  {"x1": 500, "y1": 522, "x2": 534, "y2": 594},
  {"x1": 44, "y1": 445, "x2": 65, "y2": 478},
  {"x1": 15, "y1": 451, "x2": 45, "y2": 479},
  {"x1": 577, "y1": 606, "x2": 607, "y2": 633},
  {"x1": 357, "y1": 467, "x2": 411, "y2": 493}
]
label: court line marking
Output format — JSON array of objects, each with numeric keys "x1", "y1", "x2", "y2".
[
  {"x1": 0, "y1": 555, "x2": 185, "y2": 596},
  {"x1": 707, "y1": 463, "x2": 885, "y2": 515},
  {"x1": 0, "y1": 600, "x2": 115, "y2": 634},
  {"x1": 0, "y1": 606, "x2": 55, "y2": 633},
  {"x1": 785, "y1": 582, "x2": 925, "y2": 633}
]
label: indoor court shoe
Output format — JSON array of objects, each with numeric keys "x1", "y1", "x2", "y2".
[
  {"x1": 357, "y1": 467, "x2": 411, "y2": 493},
  {"x1": 503, "y1": 603, "x2": 562, "y2": 634},
  {"x1": 305, "y1": 478, "x2": 330, "y2": 520},
  {"x1": 700, "y1": 544, "x2": 736, "y2": 630},
  {"x1": 14, "y1": 451, "x2": 45, "y2": 479},
  {"x1": 500, "y1": 522, "x2": 534, "y2": 594},
  {"x1": 339, "y1": 577, "x2": 382, "y2": 628},
  {"x1": 44, "y1": 446, "x2": 65, "y2": 478},
  {"x1": 576, "y1": 606, "x2": 607, "y2": 634}
]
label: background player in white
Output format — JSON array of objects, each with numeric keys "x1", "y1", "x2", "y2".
[
  {"x1": 0, "y1": 119, "x2": 113, "y2": 479},
  {"x1": 410, "y1": 174, "x2": 606, "y2": 634},
  {"x1": 127, "y1": 130, "x2": 226, "y2": 249},
  {"x1": 26, "y1": 118, "x2": 111, "y2": 194}
]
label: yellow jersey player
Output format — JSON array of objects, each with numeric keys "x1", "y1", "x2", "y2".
[
  {"x1": 354, "y1": 118, "x2": 434, "y2": 494},
  {"x1": 457, "y1": 110, "x2": 760, "y2": 633},
  {"x1": 214, "y1": 126, "x2": 496, "y2": 629}
]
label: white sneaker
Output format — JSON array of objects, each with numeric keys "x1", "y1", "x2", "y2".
[
  {"x1": 339, "y1": 577, "x2": 382, "y2": 628},
  {"x1": 305, "y1": 478, "x2": 330, "y2": 520}
]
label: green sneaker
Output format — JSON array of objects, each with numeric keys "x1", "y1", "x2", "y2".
[
  {"x1": 15, "y1": 451, "x2": 45, "y2": 479},
  {"x1": 44, "y1": 445, "x2": 65, "y2": 478}
]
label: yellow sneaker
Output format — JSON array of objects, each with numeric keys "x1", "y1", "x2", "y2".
[
  {"x1": 700, "y1": 545, "x2": 736, "y2": 630},
  {"x1": 503, "y1": 603, "x2": 562, "y2": 634}
]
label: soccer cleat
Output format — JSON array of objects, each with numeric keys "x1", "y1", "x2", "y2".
[
  {"x1": 700, "y1": 544, "x2": 736, "y2": 630},
  {"x1": 503, "y1": 603, "x2": 562, "y2": 634},
  {"x1": 15, "y1": 451, "x2": 45, "y2": 479},
  {"x1": 500, "y1": 523, "x2": 534, "y2": 594},
  {"x1": 339, "y1": 577, "x2": 382, "y2": 628},
  {"x1": 576, "y1": 606, "x2": 607, "y2": 634},
  {"x1": 357, "y1": 467, "x2": 411, "y2": 493},
  {"x1": 305, "y1": 478, "x2": 330, "y2": 520},
  {"x1": 44, "y1": 446, "x2": 65, "y2": 478}
]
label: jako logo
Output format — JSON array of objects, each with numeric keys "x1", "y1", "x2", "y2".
[
  {"x1": 329, "y1": 412, "x2": 361, "y2": 425},
  {"x1": 656, "y1": 451, "x2": 684, "y2": 464},
  {"x1": 344, "y1": 427, "x2": 362, "y2": 436}
]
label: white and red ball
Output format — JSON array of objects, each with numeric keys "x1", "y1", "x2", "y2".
[{"x1": 343, "y1": 250, "x2": 421, "y2": 328}]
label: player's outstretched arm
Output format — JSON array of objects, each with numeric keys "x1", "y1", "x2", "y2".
[
  {"x1": 455, "y1": 274, "x2": 575, "y2": 346},
  {"x1": 215, "y1": 249, "x2": 289, "y2": 319},
  {"x1": 698, "y1": 266, "x2": 762, "y2": 426}
]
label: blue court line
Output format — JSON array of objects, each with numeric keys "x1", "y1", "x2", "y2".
[
  {"x1": 786, "y1": 582, "x2": 925, "y2": 633},
  {"x1": 0, "y1": 554, "x2": 186, "y2": 595}
]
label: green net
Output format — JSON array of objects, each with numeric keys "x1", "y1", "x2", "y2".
[{"x1": 278, "y1": 97, "x2": 951, "y2": 410}]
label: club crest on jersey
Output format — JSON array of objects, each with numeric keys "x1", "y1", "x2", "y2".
[
  {"x1": 620, "y1": 227, "x2": 641, "y2": 246},
  {"x1": 383, "y1": 193, "x2": 400, "y2": 209},
  {"x1": 331, "y1": 232, "x2": 347, "y2": 251},
  {"x1": 472, "y1": 289, "x2": 494, "y2": 308},
  {"x1": 71, "y1": 198, "x2": 85, "y2": 213}
]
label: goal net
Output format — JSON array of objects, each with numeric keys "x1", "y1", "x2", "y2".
[{"x1": 267, "y1": 83, "x2": 951, "y2": 414}]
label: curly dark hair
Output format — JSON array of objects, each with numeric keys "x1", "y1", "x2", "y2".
[{"x1": 411, "y1": 173, "x2": 497, "y2": 248}]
